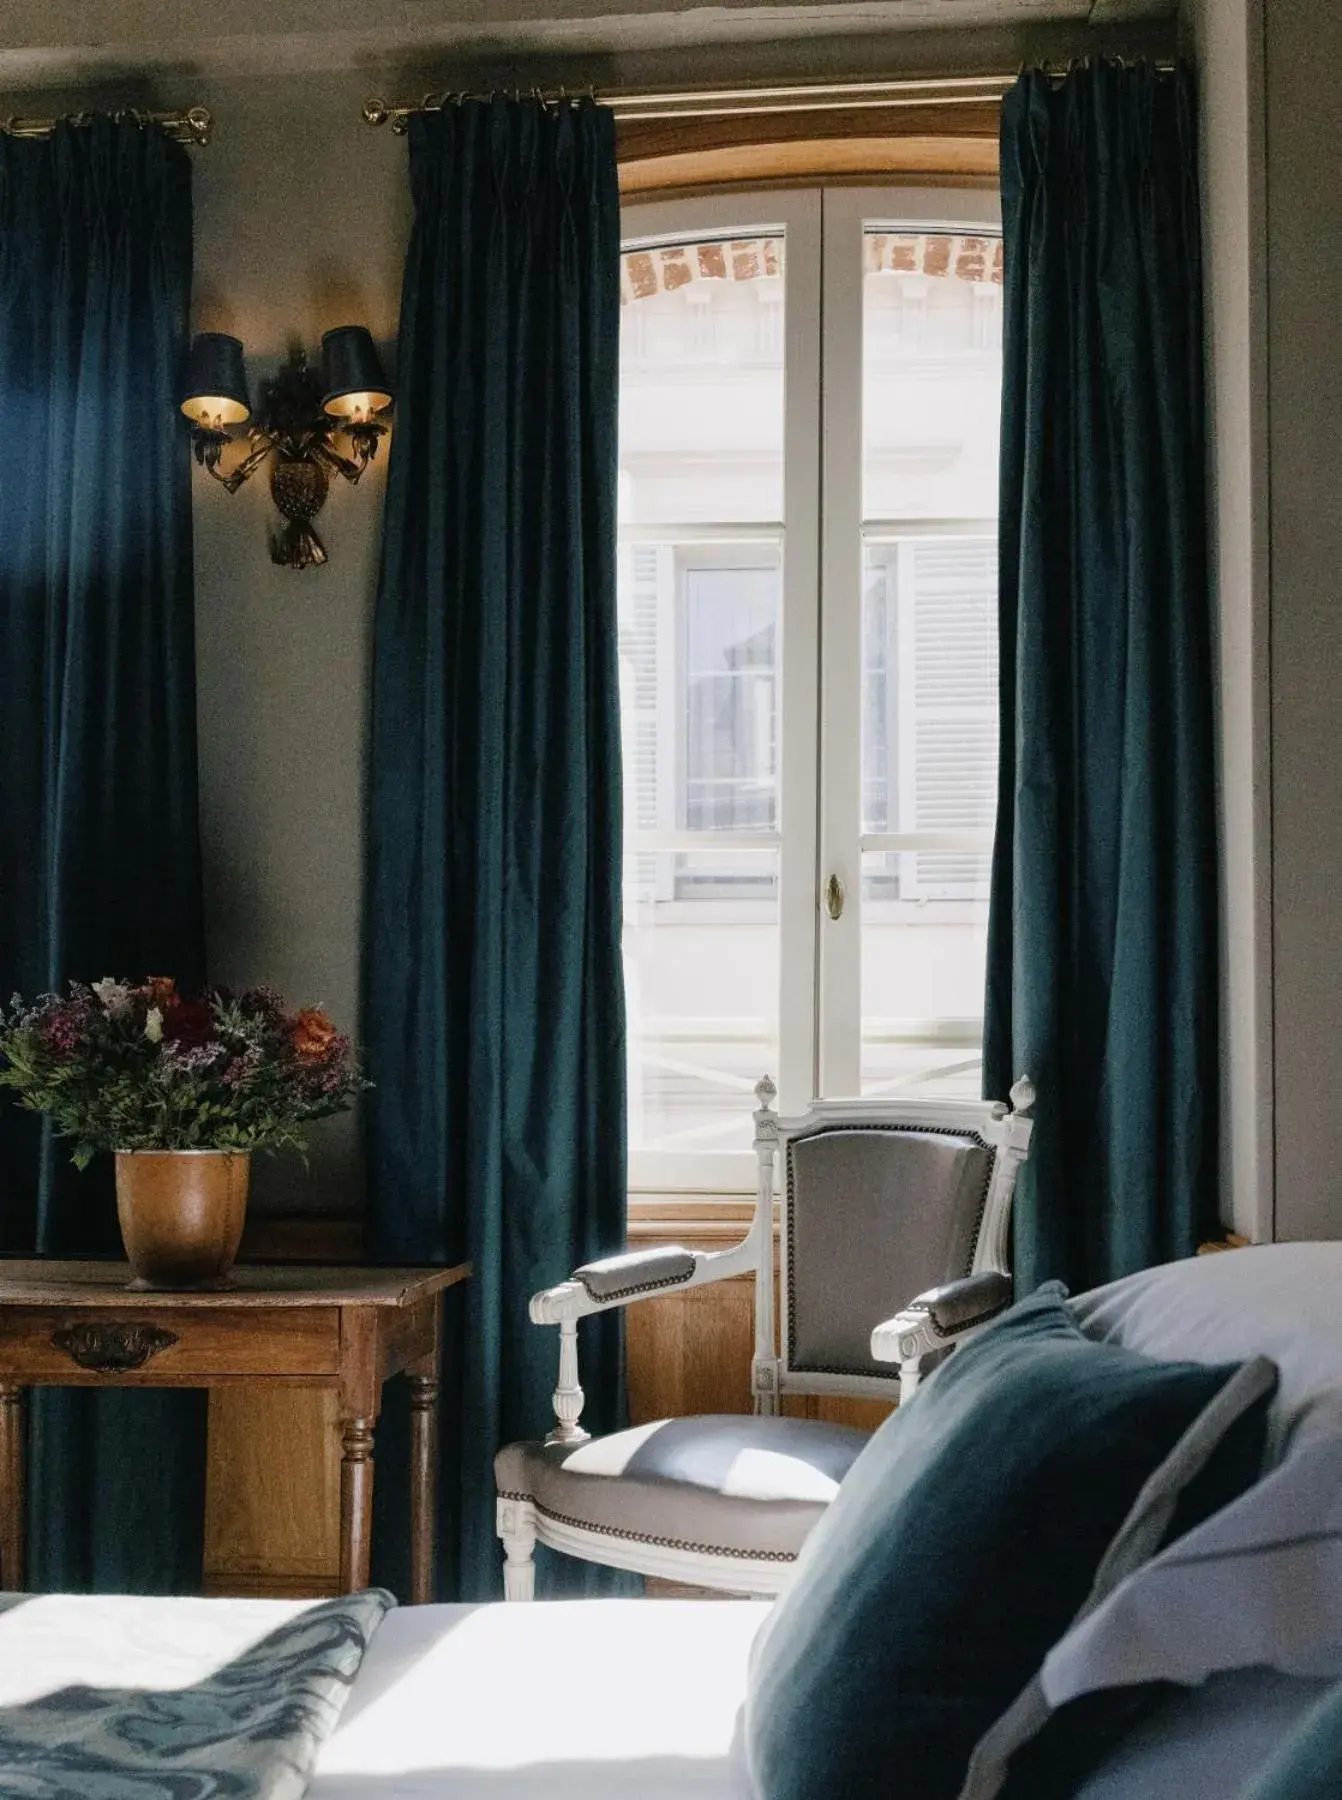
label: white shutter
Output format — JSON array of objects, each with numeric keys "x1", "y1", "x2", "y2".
[
  {"x1": 898, "y1": 537, "x2": 998, "y2": 899},
  {"x1": 620, "y1": 542, "x2": 670, "y2": 901}
]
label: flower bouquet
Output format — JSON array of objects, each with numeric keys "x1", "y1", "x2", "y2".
[{"x1": 0, "y1": 979, "x2": 364, "y2": 1288}]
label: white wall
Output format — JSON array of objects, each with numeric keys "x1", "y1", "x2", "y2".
[
  {"x1": 1260, "y1": 0, "x2": 1342, "y2": 1240},
  {"x1": 1181, "y1": 0, "x2": 1272, "y2": 1242},
  {"x1": 1185, "y1": 0, "x2": 1342, "y2": 1243}
]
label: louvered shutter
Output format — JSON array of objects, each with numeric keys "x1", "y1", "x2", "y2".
[
  {"x1": 898, "y1": 537, "x2": 998, "y2": 899},
  {"x1": 619, "y1": 542, "x2": 672, "y2": 900}
]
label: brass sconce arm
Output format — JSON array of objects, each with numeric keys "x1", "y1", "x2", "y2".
[
  {"x1": 311, "y1": 418, "x2": 387, "y2": 486},
  {"x1": 193, "y1": 427, "x2": 278, "y2": 494}
]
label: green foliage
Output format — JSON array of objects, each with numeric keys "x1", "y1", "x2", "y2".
[{"x1": 0, "y1": 980, "x2": 365, "y2": 1169}]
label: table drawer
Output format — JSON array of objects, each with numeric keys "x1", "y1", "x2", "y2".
[{"x1": 0, "y1": 1307, "x2": 340, "y2": 1383}]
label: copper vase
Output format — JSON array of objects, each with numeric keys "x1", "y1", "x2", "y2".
[{"x1": 114, "y1": 1150, "x2": 251, "y2": 1290}]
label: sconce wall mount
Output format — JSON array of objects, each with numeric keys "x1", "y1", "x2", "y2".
[{"x1": 182, "y1": 327, "x2": 393, "y2": 569}]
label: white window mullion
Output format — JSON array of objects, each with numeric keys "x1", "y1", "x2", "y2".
[
  {"x1": 775, "y1": 192, "x2": 823, "y2": 1118},
  {"x1": 817, "y1": 189, "x2": 865, "y2": 1096}
]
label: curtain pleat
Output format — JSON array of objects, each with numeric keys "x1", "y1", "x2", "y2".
[
  {"x1": 0, "y1": 119, "x2": 207, "y2": 1590},
  {"x1": 984, "y1": 64, "x2": 1218, "y2": 1294},
  {"x1": 364, "y1": 98, "x2": 630, "y2": 1600}
]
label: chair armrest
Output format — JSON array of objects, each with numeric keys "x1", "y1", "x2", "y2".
[
  {"x1": 870, "y1": 1271, "x2": 1013, "y2": 1365},
  {"x1": 530, "y1": 1245, "x2": 704, "y2": 1324},
  {"x1": 574, "y1": 1246, "x2": 698, "y2": 1302},
  {"x1": 912, "y1": 1270, "x2": 1014, "y2": 1336}
]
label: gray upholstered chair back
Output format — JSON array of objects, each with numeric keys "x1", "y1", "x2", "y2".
[{"x1": 784, "y1": 1125, "x2": 995, "y2": 1380}]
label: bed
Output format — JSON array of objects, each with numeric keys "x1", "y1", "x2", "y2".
[{"x1": 1, "y1": 1586, "x2": 1334, "y2": 1800}]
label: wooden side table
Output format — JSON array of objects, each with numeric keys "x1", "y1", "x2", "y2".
[{"x1": 0, "y1": 1260, "x2": 469, "y2": 1600}]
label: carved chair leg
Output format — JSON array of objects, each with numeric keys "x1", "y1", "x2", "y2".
[{"x1": 497, "y1": 1497, "x2": 537, "y2": 1602}]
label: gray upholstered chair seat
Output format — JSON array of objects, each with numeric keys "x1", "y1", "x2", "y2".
[{"x1": 495, "y1": 1414, "x2": 869, "y2": 1561}]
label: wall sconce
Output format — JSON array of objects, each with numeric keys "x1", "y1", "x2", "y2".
[{"x1": 181, "y1": 327, "x2": 393, "y2": 569}]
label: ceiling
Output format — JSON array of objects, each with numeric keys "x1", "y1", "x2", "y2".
[{"x1": 0, "y1": 0, "x2": 1179, "y2": 89}]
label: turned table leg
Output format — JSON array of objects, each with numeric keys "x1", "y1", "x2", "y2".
[
  {"x1": 338, "y1": 1417, "x2": 375, "y2": 1593},
  {"x1": 408, "y1": 1366, "x2": 440, "y2": 1604},
  {"x1": 0, "y1": 1384, "x2": 25, "y2": 1592}
]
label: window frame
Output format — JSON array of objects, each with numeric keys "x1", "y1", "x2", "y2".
[{"x1": 620, "y1": 184, "x2": 1002, "y2": 1195}]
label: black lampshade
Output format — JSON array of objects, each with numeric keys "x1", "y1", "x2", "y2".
[
  {"x1": 321, "y1": 326, "x2": 393, "y2": 419},
  {"x1": 180, "y1": 332, "x2": 251, "y2": 426}
]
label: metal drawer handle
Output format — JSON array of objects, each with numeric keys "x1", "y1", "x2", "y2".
[{"x1": 52, "y1": 1323, "x2": 178, "y2": 1373}]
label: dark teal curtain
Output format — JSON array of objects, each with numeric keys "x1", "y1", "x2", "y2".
[
  {"x1": 0, "y1": 120, "x2": 206, "y2": 1590},
  {"x1": 984, "y1": 64, "x2": 1217, "y2": 1295},
  {"x1": 364, "y1": 99, "x2": 629, "y2": 1600}
]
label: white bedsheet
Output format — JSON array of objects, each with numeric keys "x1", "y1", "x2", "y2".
[{"x1": 308, "y1": 1600, "x2": 768, "y2": 1799}]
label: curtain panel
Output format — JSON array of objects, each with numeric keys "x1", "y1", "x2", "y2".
[
  {"x1": 0, "y1": 119, "x2": 207, "y2": 1589},
  {"x1": 364, "y1": 98, "x2": 628, "y2": 1600},
  {"x1": 984, "y1": 63, "x2": 1217, "y2": 1294}
]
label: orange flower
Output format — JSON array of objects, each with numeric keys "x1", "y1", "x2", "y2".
[
  {"x1": 290, "y1": 1007, "x2": 338, "y2": 1061},
  {"x1": 144, "y1": 976, "x2": 177, "y2": 1009}
]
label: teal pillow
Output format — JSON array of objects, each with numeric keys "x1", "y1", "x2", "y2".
[{"x1": 745, "y1": 1283, "x2": 1274, "y2": 1800}]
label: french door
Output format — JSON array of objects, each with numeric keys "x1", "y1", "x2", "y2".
[{"x1": 618, "y1": 185, "x2": 1003, "y2": 1192}]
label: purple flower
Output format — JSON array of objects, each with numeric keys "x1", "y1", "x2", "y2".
[
  {"x1": 221, "y1": 1046, "x2": 264, "y2": 1088},
  {"x1": 165, "y1": 1043, "x2": 225, "y2": 1074}
]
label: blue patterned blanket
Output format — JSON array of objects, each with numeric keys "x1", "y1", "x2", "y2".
[{"x1": 0, "y1": 1587, "x2": 394, "y2": 1799}]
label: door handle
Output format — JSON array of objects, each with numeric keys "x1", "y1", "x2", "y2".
[{"x1": 824, "y1": 873, "x2": 845, "y2": 921}]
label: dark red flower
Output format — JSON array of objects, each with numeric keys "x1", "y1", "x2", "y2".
[{"x1": 162, "y1": 996, "x2": 215, "y2": 1050}]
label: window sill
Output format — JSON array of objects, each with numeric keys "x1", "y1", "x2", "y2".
[{"x1": 628, "y1": 1193, "x2": 768, "y2": 1251}]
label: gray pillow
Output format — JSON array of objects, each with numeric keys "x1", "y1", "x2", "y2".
[{"x1": 1043, "y1": 1245, "x2": 1342, "y2": 1703}]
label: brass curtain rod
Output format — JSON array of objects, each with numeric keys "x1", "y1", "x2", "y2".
[
  {"x1": 0, "y1": 106, "x2": 212, "y2": 145},
  {"x1": 362, "y1": 63, "x2": 1177, "y2": 132}
]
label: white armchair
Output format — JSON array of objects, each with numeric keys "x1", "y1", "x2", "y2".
[{"x1": 495, "y1": 1074, "x2": 1034, "y2": 1599}]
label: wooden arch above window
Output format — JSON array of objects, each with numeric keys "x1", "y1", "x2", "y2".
[{"x1": 616, "y1": 101, "x2": 1000, "y2": 196}]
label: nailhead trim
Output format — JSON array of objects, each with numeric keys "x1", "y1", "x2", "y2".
[
  {"x1": 575, "y1": 1265, "x2": 696, "y2": 1304},
  {"x1": 497, "y1": 1490, "x2": 799, "y2": 1563}
]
